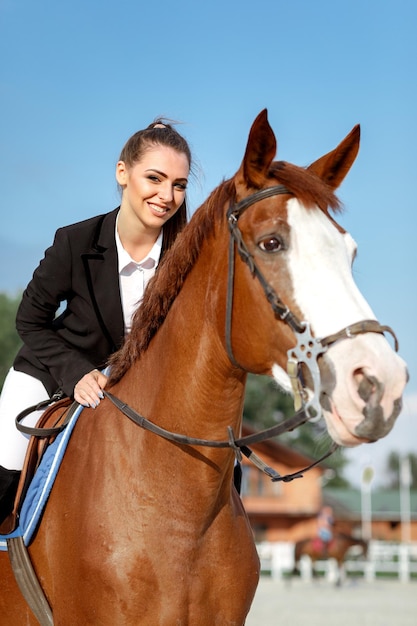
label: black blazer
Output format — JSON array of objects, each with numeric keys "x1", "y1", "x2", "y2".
[{"x1": 14, "y1": 208, "x2": 125, "y2": 397}]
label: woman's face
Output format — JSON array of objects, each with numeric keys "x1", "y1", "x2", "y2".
[{"x1": 116, "y1": 145, "x2": 189, "y2": 233}]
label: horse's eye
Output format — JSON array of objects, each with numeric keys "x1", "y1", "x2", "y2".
[{"x1": 258, "y1": 236, "x2": 283, "y2": 253}]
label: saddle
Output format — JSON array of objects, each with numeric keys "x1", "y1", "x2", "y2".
[
  {"x1": 312, "y1": 536, "x2": 334, "y2": 554},
  {"x1": 0, "y1": 397, "x2": 74, "y2": 535}
]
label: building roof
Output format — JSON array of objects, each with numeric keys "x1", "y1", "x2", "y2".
[{"x1": 324, "y1": 487, "x2": 417, "y2": 520}]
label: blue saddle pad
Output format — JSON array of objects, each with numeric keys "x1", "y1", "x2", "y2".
[{"x1": 0, "y1": 403, "x2": 83, "y2": 550}]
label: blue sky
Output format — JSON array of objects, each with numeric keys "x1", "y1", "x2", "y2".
[{"x1": 1, "y1": 0, "x2": 416, "y2": 486}]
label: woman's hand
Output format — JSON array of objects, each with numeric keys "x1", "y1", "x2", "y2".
[{"x1": 74, "y1": 369, "x2": 108, "y2": 407}]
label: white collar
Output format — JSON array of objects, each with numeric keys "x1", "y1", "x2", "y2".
[{"x1": 115, "y1": 214, "x2": 163, "y2": 273}]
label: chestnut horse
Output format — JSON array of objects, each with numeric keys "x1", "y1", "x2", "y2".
[
  {"x1": 293, "y1": 533, "x2": 369, "y2": 585},
  {"x1": 0, "y1": 110, "x2": 407, "y2": 624}
]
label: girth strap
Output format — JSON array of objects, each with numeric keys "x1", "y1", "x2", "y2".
[{"x1": 7, "y1": 536, "x2": 53, "y2": 626}]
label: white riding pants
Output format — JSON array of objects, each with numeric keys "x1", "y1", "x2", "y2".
[{"x1": 0, "y1": 368, "x2": 49, "y2": 470}]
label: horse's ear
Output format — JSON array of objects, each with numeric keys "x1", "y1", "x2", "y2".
[
  {"x1": 237, "y1": 109, "x2": 277, "y2": 189},
  {"x1": 308, "y1": 125, "x2": 360, "y2": 190}
]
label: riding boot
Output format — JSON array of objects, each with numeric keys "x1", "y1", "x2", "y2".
[{"x1": 0, "y1": 465, "x2": 21, "y2": 526}]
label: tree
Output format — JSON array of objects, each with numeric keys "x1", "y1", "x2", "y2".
[
  {"x1": 0, "y1": 292, "x2": 22, "y2": 390},
  {"x1": 243, "y1": 373, "x2": 351, "y2": 487},
  {"x1": 384, "y1": 451, "x2": 417, "y2": 489}
]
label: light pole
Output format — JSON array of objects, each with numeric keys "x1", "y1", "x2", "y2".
[
  {"x1": 400, "y1": 455, "x2": 411, "y2": 544},
  {"x1": 399, "y1": 455, "x2": 411, "y2": 582},
  {"x1": 361, "y1": 465, "x2": 374, "y2": 541}
]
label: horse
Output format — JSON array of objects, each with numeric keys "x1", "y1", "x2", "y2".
[
  {"x1": 0, "y1": 109, "x2": 407, "y2": 624},
  {"x1": 293, "y1": 533, "x2": 369, "y2": 585}
]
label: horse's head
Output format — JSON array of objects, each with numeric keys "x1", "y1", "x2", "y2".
[{"x1": 226, "y1": 109, "x2": 408, "y2": 447}]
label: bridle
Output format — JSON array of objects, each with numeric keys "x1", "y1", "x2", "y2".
[{"x1": 225, "y1": 184, "x2": 399, "y2": 420}]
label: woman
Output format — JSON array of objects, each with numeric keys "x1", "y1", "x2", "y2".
[
  {"x1": 0, "y1": 120, "x2": 193, "y2": 524},
  {"x1": 317, "y1": 505, "x2": 334, "y2": 546}
]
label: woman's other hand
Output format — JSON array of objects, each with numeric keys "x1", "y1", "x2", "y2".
[{"x1": 74, "y1": 369, "x2": 108, "y2": 407}]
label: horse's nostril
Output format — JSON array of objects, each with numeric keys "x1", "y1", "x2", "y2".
[
  {"x1": 353, "y1": 368, "x2": 365, "y2": 395},
  {"x1": 354, "y1": 372, "x2": 400, "y2": 440},
  {"x1": 355, "y1": 370, "x2": 383, "y2": 405},
  {"x1": 357, "y1": 374, "x2": 375, "y2": 402}
]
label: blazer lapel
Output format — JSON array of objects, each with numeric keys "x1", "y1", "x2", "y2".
[{"x1": 82, "y1": 209, "x2": 125, "y2": 351}]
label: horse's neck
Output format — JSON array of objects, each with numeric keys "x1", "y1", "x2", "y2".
[
  {"x1": 125, "y1": 323, "x2": 245, "y2": 433},
  {"x1": 117, "y1": 259, "x2": 247, "y2": 442}
]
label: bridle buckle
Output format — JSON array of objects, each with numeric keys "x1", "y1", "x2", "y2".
[{"x1": 286, "y1": 322, "x2": 327, "y2": 422}]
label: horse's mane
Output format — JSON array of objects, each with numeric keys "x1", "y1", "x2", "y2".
[
  {"x1": 108, "y1": 161, "x2": 340, "y2": 384},
  {"x1": 108, "y1": 179, "x2": 234, "y2": 384}
]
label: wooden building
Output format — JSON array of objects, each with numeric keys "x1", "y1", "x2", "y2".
[
  {"x1": 240, "y1": 423, "x2": 326, "y2": 542},
  {"x1": 240, "y1": 423, "x2": 417, "y2": 542}
]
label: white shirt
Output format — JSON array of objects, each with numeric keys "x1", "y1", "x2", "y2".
[{"x1": 115, "y1": 219, "x2": 162, "y2": 334}]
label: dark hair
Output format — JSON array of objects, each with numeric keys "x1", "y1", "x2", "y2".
[{"x1": 118, "y1": 119, "x2": 192, "y2": 254}]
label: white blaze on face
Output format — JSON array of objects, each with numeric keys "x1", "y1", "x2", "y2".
[
  {"x1": 285, "y1": 198, "x2": 375, "y2": 335},
  {"x1": 272, "y1": 197, "x2": 372, "y2": 396},
  {"x1": 271, "y1": 198, "x2": 407, "y2": 447}
]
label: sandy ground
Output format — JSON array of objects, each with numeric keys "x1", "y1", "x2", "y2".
[{"x1": 245, "y1": 576, "x2": 417, "y2": 626}]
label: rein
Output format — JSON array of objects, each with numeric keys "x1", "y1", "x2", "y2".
[
  {"x1": 103, "y1": 389, "x2": 338, "y2": 482},
  {"x1": 16, "y1": 389, "x2": 336, "y2": 483}
]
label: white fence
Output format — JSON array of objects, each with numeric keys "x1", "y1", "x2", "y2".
[{"x1": 256, "y1": 540, "x2": 417, "y2": 582}]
